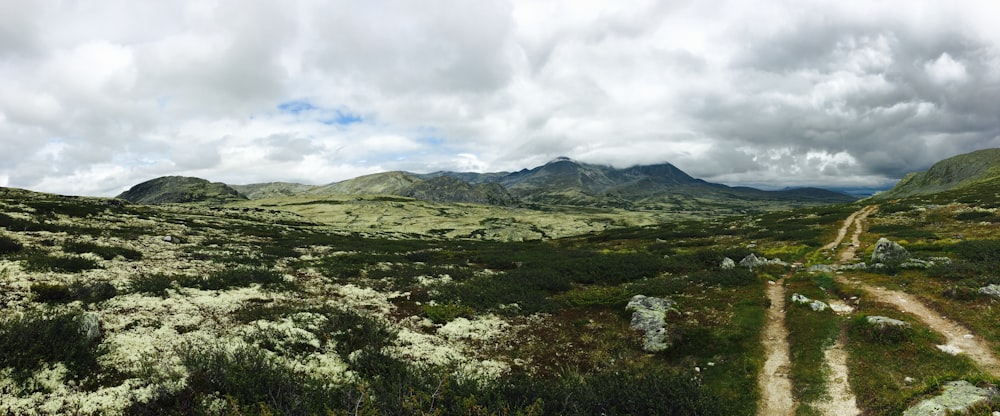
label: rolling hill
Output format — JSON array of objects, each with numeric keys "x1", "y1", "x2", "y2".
[
  {"x1": 875, "y1": 148, "x2": 1000, "y2": 199},
  {"x1": 116, "y1": 176, "x2": 246, "y2": 205}
]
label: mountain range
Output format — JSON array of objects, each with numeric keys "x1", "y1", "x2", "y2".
[{"x1": 118, "y1": 157, "x2": 857, "y2": 208}]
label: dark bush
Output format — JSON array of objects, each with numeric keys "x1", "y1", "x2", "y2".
[
  {"x1": 64, "y1": 241, "x2": 142, "y2": 261},
  {"x1": 24, "y1": 253, "x2": 101, "y2": 273},
  {"x1": 0, "y1": 234, "x2": 23, "y2": 254},
  {"x1": 955, "y1": 211, "x2": 998, "y2": 222},
  {"x1": 0, "y1": 311, "x2": 102, "y2": 385},
  {"x1": 31, "y1": 281, "x2": 118, "y2": 304},
  {"x1": 30, "y1": 282, "x2": 73, "y2": 303}
]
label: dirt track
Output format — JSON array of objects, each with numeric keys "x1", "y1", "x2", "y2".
[{"x1": 758, "y1": 279, "x2": 796, "y2": 415}]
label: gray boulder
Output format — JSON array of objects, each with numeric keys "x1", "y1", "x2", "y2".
[
  {"x1": 791, "y1": 293, "x2": 830, "y2": 312},
  {"x1": 867, "y1": 315, "x2": 909, "y2": 329},
  {"x1": 839, "y1": 262, "x2": 868, "y2": 271},
  {"x1": 739, "y1": 253, "x2": 765, "y2": 269},
  {"x1": 979, "y1": 284, "x2": 1000, "y2": 299},
  {"x1": 901, "y1": 259, "x2": 935, "y2": 269},
  {"x1": 77, "y1": 312, "x2": 102, "y2": 341},
  {"x1": 720, "y1": 257, "x2": 736, "y2": 270},
  {"x1": 872, "y1": 238, "x2": 910, "y2": 264},
  {"x1": 808, "y1": 264, "x2": 835, "y2": 273},
  {"x1": 902, "y1": 380, "x2": 998, "y2": 416},
  {"x1": 626, "y1": 295, "x2": 678, "y2": 352}
]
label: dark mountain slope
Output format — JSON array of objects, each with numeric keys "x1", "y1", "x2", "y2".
[
  {"x1": 875, "y1": 148, "x2": 1000, "y2": 199},
  {"x1": 117, "y1": 176, "x2": 246, "y2": 205}
]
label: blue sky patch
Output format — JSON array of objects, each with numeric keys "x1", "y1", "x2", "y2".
[
  {"x1": 277, "y1": 99, "x2": 318, "y2": 115},
  {"x1": 322, "y1": 110, "x2": 362, "y2": 126}
]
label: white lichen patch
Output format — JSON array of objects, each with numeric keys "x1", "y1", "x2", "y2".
[
  {"x1": 416, "y1": 273, "x2": 453, "y2": 286},
  {"x1": 332, "y1": 284, "x2": 407, "y2": 317},
  {"x1": 437, "y1": 315, "x2": 509, "y2": 342}
]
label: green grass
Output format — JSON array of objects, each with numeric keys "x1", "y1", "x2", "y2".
[
  {"x1": 785, "y1": 273, "x2": 843, "y2": 413},
  {"x1": 844, "y1": 303, "x2": 985, "y2": 415}
]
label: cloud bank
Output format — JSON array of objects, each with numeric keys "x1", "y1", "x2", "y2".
[{"x1": 2, "y1": 0, "x2": 999, "y2": 196}]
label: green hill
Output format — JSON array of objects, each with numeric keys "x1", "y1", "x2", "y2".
[
  {"x1": 875, "y1": 148, "x2": 1000, "y2": 199},
  {"x1": 117, "y1": 176, "x2": 246, "y2": 205}
]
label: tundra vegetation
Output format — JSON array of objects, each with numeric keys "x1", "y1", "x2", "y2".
[{"x1": 0, "y1": 182, "x2": 998, "y2": 415}]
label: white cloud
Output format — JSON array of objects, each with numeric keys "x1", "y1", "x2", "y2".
[
  {"x1": 1, "y1": 0, "x2": 1000, "y2": 196},
  {"x1": 924, "y1": 53, "x2": 968, "y2": 84}
]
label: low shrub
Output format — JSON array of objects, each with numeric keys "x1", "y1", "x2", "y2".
[
  {"x1": 423, "y1": 302, "x2": 474, "y2": 324},
  {"x1": 557, "y1": 285, "x2": 630, "y2": 307},
  {"x1": 23, "y1": 253, "x2": 101, "y2": 273},
  {"x1": 0, "y1": 234, "x2": 23, "y2": 254},
  {"x1": 955, "y1": 211, "x2": 998, "y2": 222},
  {"x1": 849, "y1": 315, "x2": 913, "y2": 345},
  {"x1": 63, "y1": 241, "x2": 142, "y2": 261},
  {"x1": 130, "y1": 273, "x2": 189, "y2": 297},
  {"x1": 0, "y1": 310, "x2": 102, "y2": 386},
  {"x1": 31, "y1": 281, "x2": 118, "y2": 304}
]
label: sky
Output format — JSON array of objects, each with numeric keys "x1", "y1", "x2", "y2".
[{"x1": 2, "y1": 0, "x2": 1000, "y2": 196}]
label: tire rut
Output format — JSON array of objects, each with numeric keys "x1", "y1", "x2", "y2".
[{"x1": 758, "y1": 278, "x2": 796, "y2": 415}]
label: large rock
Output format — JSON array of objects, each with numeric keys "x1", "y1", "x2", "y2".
[
  {"x1": 739, "y1": 253, "x2": 765, "y2": 269},
  {"x1": 626, "y1": 295, "x2": 677, "y2": 352},
  {"x1": 720, "y1": 257, "x2": 736, "y2": 270},
  {"x1": 979, "y1": 284, "x2": 1000, "y2": 298},
  {"x1": 77, "y1": 312, "x2": 102, "y2": 341},
  {"x1": 866, "y1": 315, "x2": 909, "y2": 329},
  {"x1": 739, "y1": 253, "x2": 788, "y2": 269},
  {"x1": 871, "y1": 238, "x2": 910, "y2": 264},
  {"x1": 902, "y1": 380, "x2": 998, "y2": 416}
]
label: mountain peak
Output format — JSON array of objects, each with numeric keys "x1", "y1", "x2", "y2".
[{"x1": 547, "y1": 156, "x2": 575, "y2": 164}]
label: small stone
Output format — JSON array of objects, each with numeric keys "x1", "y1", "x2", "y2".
[
  {"x1": 963, "y1": 334, "x2": 974, "y2": 339},
  {"x1": 904, "y1": 376, "x2": 915, "y2": 384},
  {"x1": 936, "y1": 344, "x2": 963, "y2": 355},
  {"x1": 162, "y1": 235, "x2": 174, "y2": 243}
]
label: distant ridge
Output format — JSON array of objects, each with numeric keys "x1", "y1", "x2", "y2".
[
  {"x1": 874, "y1": 148, "x2": 1000, "y2": 199},
  {"x1": 117, "y1": 157, "x2": 857, "y2": 207},
  {"x1": 230, "y1": 182, "x2": 317, "y2": 199},
  {"x1": 117, "y1": 176, "x2": 246, "y2": 205}
]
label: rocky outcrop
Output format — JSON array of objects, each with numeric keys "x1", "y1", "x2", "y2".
[
  {"x1": 791, "y1": 293, "x2": 829, "y2": 312},
  {"x1": 871, "y1": 238, "x2": 910, "y2": 264},
  {"x1": 980, "y1": 284, "x2": 1000, "y2": 298},
  {"x1": 902, "y1": 380, "x2": 998, "y2": 416},
  {"x1": 626, "y1": 295, "x2": 677, "y2": 352},
  {"x1": 738, "y1": 253, "x2": 788, "y2": 269}
]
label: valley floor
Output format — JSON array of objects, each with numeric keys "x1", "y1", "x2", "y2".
[{"x1": 0, "y1": 188, "x2": 998, "y2": 415}]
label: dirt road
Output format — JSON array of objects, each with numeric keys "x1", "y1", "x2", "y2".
[
  {"x1": 835, "y1": 205, "x2": 1000, "y2": 378},
  {"x1": 758, "y1": 279, "x2": 797, "y2": 415}
]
